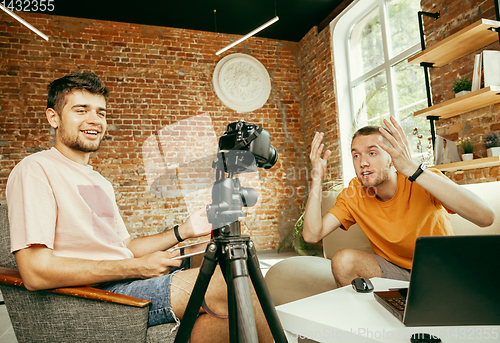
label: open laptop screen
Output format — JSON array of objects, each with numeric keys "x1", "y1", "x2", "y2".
[{"x1": 375, "y1": 235, "x2": 500, "y2": 326}]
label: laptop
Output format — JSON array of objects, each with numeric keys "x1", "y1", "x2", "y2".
[{"x1": 374, "y1": 235, "x2": 500, "y2": 326}]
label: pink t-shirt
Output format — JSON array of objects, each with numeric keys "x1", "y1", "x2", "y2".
[{"x1": 7, "y1": 148, "x2": 134, "y2": 260}]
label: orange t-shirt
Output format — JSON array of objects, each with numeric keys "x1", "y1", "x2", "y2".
[{"x1": 328, "y1": 169, "x2": 454, "y2": 270}]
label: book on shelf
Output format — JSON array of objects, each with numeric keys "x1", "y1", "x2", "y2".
[
  {"x1": 471, "y1": 54, "x2": 481, "y2": 91},
  {"x1": 472, "y1": 50, "x2": 500, "y2": 91}
]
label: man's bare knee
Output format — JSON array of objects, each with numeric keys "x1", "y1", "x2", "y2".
[
  {"x1": 330, "y1": 249, "x2": 381, "y2": 286},
  {"x1": 331, "y1": 249, "x2": 357, "y2": 273}
]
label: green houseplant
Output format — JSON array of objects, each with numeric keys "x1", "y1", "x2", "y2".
[
  {"x1": 459, "y1": 137, "x2": 473, "y2": 154},
  {"x1": 458, "y1": 137, "x2": 474, "y2": 161},
  {"x1": 452, "y1": 77, "x2": 472, "y2": 95},
  {"x1": 278, "y1": 179, "x2": 343, "y2": 256}
]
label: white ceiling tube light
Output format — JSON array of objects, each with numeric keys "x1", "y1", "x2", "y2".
[
  {"x1": 0, "y1": 3, "x2": 49, "y2": 41},
  {"x1": 215, "y1": 16, "x2": 279, "y2": 55}
]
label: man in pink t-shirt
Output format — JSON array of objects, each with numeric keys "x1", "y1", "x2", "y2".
[{"x1": 6, "y1": 72, "x2": 272, "y2": 342}]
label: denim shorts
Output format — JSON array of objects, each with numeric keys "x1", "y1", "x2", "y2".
[{"x1": 97, "y1": 258, "x2": 190, "y2": 327}]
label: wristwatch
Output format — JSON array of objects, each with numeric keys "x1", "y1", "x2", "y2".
[{"x1": 408, "y1": 163, "x2": 427, "y2": 182}]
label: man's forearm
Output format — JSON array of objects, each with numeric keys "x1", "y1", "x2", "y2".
[
  {"x1": 303, "y1": 178, "x2": 325, "y2": 243},
  {"x1": 126, "y1": 221, "x2": 195, "y2": 257},
  {"x1": 15, "y1": 246, "x2": 142, "y2": 291},
  {"x1": 414, "y1": 170, "x2": 495, "y2": 227}
]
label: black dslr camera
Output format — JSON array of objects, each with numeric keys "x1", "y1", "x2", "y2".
[
  {"x1": 207, "y1": 120, "x2": 278, "y2": 232},
  {"x1": 217, "y1": 120, "x2": 278, "y2": 174}
]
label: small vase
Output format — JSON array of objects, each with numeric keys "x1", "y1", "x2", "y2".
[
  {"x1": 461, "y1": 153, "x2": 473, "y2": 161},
  {"x1": 455, "y1": 90, "x2": 471, "y2": 97},
  {"x1": 487, "y1": 147, "x2": 500, "y2": 157}
]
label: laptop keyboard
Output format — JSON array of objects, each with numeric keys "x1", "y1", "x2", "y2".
[{"x1": 385, "y1": 297, "x2": 406, "y2": 311}]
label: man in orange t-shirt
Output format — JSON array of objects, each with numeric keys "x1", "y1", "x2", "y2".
[{"x1": 303, "y1": 117, "x2": 494, "y2": 287}]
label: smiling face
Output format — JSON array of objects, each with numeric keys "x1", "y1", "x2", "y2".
[
  {"x1": 47, "y1": 90, "x2": 107, "y2": 164},
  {"x1": 351, "y1": 133, "x2": 393, "y2": 189}
]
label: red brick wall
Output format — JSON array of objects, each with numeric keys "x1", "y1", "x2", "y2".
[
  {"x1": 420, "y1": 0, "x2": 500, "y2": 184},
  {"x1": 0, "y1": 12, "x2": 308, "y2": 250}
]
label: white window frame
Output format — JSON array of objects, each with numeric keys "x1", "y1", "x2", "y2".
[{"x1": 330, "y1": 0, "x2": 423, "y2": 186}]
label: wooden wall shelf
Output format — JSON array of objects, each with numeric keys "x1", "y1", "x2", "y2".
[
  {"x1": 434, "y1": 156, "x2": 500, "y2": 172},
  {"x1": 413, "y1": 86, "x2": 500, "y2": 118},
  {"x1": 409, "y1": 18, "x2": 500, "y2": 67},
  {"x1": 411, "y1": 16, "x2": 500, "y2": 174}
]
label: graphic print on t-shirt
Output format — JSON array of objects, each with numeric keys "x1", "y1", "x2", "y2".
[{"x1": 78, "y1": 185, "x2": 123, "y2": 245}]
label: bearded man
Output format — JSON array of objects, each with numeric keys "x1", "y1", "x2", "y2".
[{"x1": 303, "y1": 117, "x2": 494, "y2": 287}]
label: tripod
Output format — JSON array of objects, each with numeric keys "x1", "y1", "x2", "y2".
[{"x1": 173, "y1": 220, "x2": 288, "y2": 343}]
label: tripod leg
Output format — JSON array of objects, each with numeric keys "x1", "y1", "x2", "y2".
[
  {"x1": 227, "y1": 242, "x2": 259, "y2": 343},
  {"x1": 233, "y1": 275, "x2": 258, "y2": 343},
  {"x1": 224, "y1": 257, "x2": 239, "y2": 343},
  {"x1": 174, "y1": 242, "x2": 219, "y2": 343},
  {"x1": 246, "y1": 241, "x2": 288, "y2": 343}
]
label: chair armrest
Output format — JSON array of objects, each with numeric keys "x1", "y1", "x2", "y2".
[{"x1": 0, "y1": 266, "x2": 151, "y2": 308}]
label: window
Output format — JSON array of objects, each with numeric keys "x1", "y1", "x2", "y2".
[{"x1": 332, "y1": 0, "x2": 432, "y2": 184}]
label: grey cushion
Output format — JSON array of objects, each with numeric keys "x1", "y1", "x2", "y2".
[
  {"x1": 0, "y1": 205, "x2": 17, "y2": 269},
  {"x1": 0, "y1": 283, "x2": 149, "y2": 342}
]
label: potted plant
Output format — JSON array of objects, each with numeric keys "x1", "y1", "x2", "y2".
[
  {"x1": 484, "y1": 132, "x2": 500, "y2": 157},
  {"x1": 458, "y1": 137, "x2": 474, "y2": 161},
  {"x1": 452, "y1": 77, "x2": 472, "y2": 97}
]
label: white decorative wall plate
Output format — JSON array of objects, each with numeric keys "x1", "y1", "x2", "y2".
[{"x1": 212, "y1": 53, "x2": 271, "y2": 113}]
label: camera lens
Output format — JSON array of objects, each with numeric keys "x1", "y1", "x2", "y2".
[
  {"x1": 261, "y1": 146, "x2": 278, "y2": 169},
  {"x1": 248, "y1": 128, "x2": 278, "y2": 169}
]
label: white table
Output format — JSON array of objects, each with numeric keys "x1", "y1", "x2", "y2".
[{"x1": 276, "y1": 278, "x2": 500, "y2": 343}]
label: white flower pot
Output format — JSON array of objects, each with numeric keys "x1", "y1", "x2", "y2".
[
  {"x1": 461, "y1": 153, "x2": 473, "y2": 161},
  {"x1": 487, "y1": 147, "x2": 500, "y2": 157},
  {"x1": 455, "y1": 90, "x2": 470, "y2": 97}
]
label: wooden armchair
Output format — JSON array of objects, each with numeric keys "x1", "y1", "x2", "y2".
[{"x1": 0, "y1": 204, "x2": 177, "y2": 342}]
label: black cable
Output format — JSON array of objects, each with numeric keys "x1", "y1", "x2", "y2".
[{"x1": 202, "y1": 298, "x2": 228, "y2": 319}]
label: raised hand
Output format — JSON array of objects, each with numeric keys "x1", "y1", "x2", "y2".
[
  {"x1": 377, "y1": 116, "x2": 419, "y2": 177},
  {"x1": 309, "y1": 132, "x2": 331, "y2": 181}
]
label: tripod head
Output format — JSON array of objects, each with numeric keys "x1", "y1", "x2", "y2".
[{"x1": 206, "y1": 121, "x2": 278, "y2": 236}]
